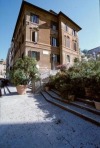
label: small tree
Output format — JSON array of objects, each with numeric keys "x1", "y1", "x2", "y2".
[{"x1": 10, "y1": 56, "x2": 39, "y2": 86}]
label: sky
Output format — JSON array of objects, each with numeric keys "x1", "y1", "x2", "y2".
[{"x1": 0, "y1": 0, "x2": 100, "y2": 60}]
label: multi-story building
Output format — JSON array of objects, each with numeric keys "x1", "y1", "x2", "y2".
[
  {"x1": 9, "y1": 1, "x2": 81, "y2": 72},
  {"x1": 0, "y1": 59, "x2": 6, "y2": 78}
]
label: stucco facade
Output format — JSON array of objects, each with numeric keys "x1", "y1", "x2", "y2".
[{"x1": 8, "y1": 1, "x2": 81, "y2": 72}]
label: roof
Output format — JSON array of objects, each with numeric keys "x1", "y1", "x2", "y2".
[{"x1": 12, "y1": 1, "x2": 82, "y2": 41}]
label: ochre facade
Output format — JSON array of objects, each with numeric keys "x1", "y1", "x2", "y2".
[{"x1": 9, "y1": 1, "x2": 81, "y2": 72}]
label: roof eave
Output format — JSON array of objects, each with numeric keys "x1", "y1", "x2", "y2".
[{"x1": 58, "y1": 11, "x2": 82, "y2": 31}]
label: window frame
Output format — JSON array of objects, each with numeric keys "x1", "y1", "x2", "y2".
[
  {"x1": 30, "y1": 13, "x2": 39, "y2": 24},
  {"x1": 51, "y1": 37, "x2": 59, "y2": 47}
]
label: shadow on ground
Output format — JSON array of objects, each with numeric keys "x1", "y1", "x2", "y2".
[{"x1": 0, "y1": 92, "x2": 100, "y2": 148}]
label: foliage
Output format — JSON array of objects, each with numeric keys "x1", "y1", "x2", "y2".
[
  {"x1": 56, "y1": 64, "x2": 67, "y2": 72},
  {"x1": 46, "y1": 59, "x2": 100, "y2": 101},
  {"x1": 10, "y1": 56, "x2": 39, "y2": 86}
]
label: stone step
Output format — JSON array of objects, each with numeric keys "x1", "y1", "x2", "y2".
[
  {"x1": 51, "y1": 89, "x2": 94, "y2": 106},
  {"x1": 70, "y1": 101, "x2": 100, "y2": 115},
  {"x1": 41, "y1": 91, "x2": 100, "y2": 126},
  {"x1": 76, "y1": 98, "x2": 94, "y2": 106},
  {"x1": 48, "y1": 90, "x2": 100, "y2": 115},
  {"x1": 51, "y1": 89, "x2": 61, "y2": 96}
]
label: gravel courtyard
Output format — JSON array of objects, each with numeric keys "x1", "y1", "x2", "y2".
[{"x1": 0, "y1": 87, "x2": 100, "y2": 148}]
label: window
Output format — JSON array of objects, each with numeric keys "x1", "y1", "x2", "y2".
[
  {"x1": 30, "y1": 14, "x2": 39, "y2": 24},
  {"x1": 32, "y1": 32, "x2": 38, "y2": 42},
  {"x1": 51, "y1": 22, "x2": 58, "y2": 30},
  {"x1": 73, "y1": 42, "x2": 77, "y2": 51},
  {"x1": 72, "y1": 29, "x2": 76, "y2": 36},
  {"x1": 51, "y1": 37, "x2": 58, "y2": 47},
  {"x1": 66, "y1": 36, "x2": 70, "y2": 48},
  {"x1": 65, "y1": 24, "x2": 68, "y2": 32},
  {"x1": 52, "y1": 25, "x2": 56, "y2": 30},
  {"x1": 51, "y1": 54, "x2": 60, "y2": 63},
  {"x1": 66, "y1": 55, "x2": 70, "y2": 63},
  {"x1": 28, "y1": 51, "x2": 40, "y2": 61}
]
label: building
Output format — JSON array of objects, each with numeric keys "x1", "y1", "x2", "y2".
[
  {"x1": 0, "y1": 59, "x2": 6, "y2": 78},
  {"x1": 6, "y1": 42, "x2": 14, "y2": 71},
  {"x1": 8, "y1": 1, "x2": 81, "y2": 72}
]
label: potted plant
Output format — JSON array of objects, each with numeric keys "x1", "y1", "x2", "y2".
[
  {"x1": 10, "y1": 56, "x2": 39, "y2": 95},
  {"x1": 94, "y1": 97, "x2": 100, "y2": 110},
  {"x1": 92, "y1": 75, "x2": 100, "y2": 110},
  {"x1": 44, "y1": 83, "x2": 50, "y2": 91}
]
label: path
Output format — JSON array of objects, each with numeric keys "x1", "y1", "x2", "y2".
[{"x1": 0, "y1": 86, "x2": 100, "y2": 148}]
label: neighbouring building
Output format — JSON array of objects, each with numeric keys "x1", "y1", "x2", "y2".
[
  {"x1": 6, "y1": 42, "x2": 14, "y2": 71},
  {"x1": 0, "y1": 59, "x2": 6, "y2": 78},
  {"x1": 8, "y1": 1, "x2": 81, "y2": 72}
]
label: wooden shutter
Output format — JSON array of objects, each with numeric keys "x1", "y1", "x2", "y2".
[
  {"x1": 36, "y1": 52, "x2": 40, "y2": 61},
  {"x1": 57, "y1": 38, "x2": 59, "y2": 47},
  {"x1": 32, "y1": 32, "x2": 35, "y2": 42}
]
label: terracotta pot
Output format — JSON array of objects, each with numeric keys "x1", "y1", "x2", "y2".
[
  {"x1": 85, "y1": 87, "x2": 92, "y2": 97},
  {"x1": 94, "y1": 101, "x2": 100, "y2": 110},
  {"x1": 45, "y1": 86, "x2": 49, "y2": 91},
  {"x1": 68, "y1": 95, "x2": 75, "y2": 101},
  {"x1": 16, "y1": 85, "x2": 27, "y2": 95}
]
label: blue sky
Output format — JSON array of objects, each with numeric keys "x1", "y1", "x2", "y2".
[{"x1": 0, "y1": 0, "x2": 100, "y2": 60}]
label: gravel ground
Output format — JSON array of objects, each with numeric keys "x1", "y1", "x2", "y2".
[{"x1": 0, "y1": 86, "x2": 100, "y2": 148}]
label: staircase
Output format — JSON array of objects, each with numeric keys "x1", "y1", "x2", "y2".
[
  {"x1": 41, "y1": 90, "x2": 100, "y2": 126},
  {"x1": 28, "y1": 70, "x2": 58, "y2": 93}
]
